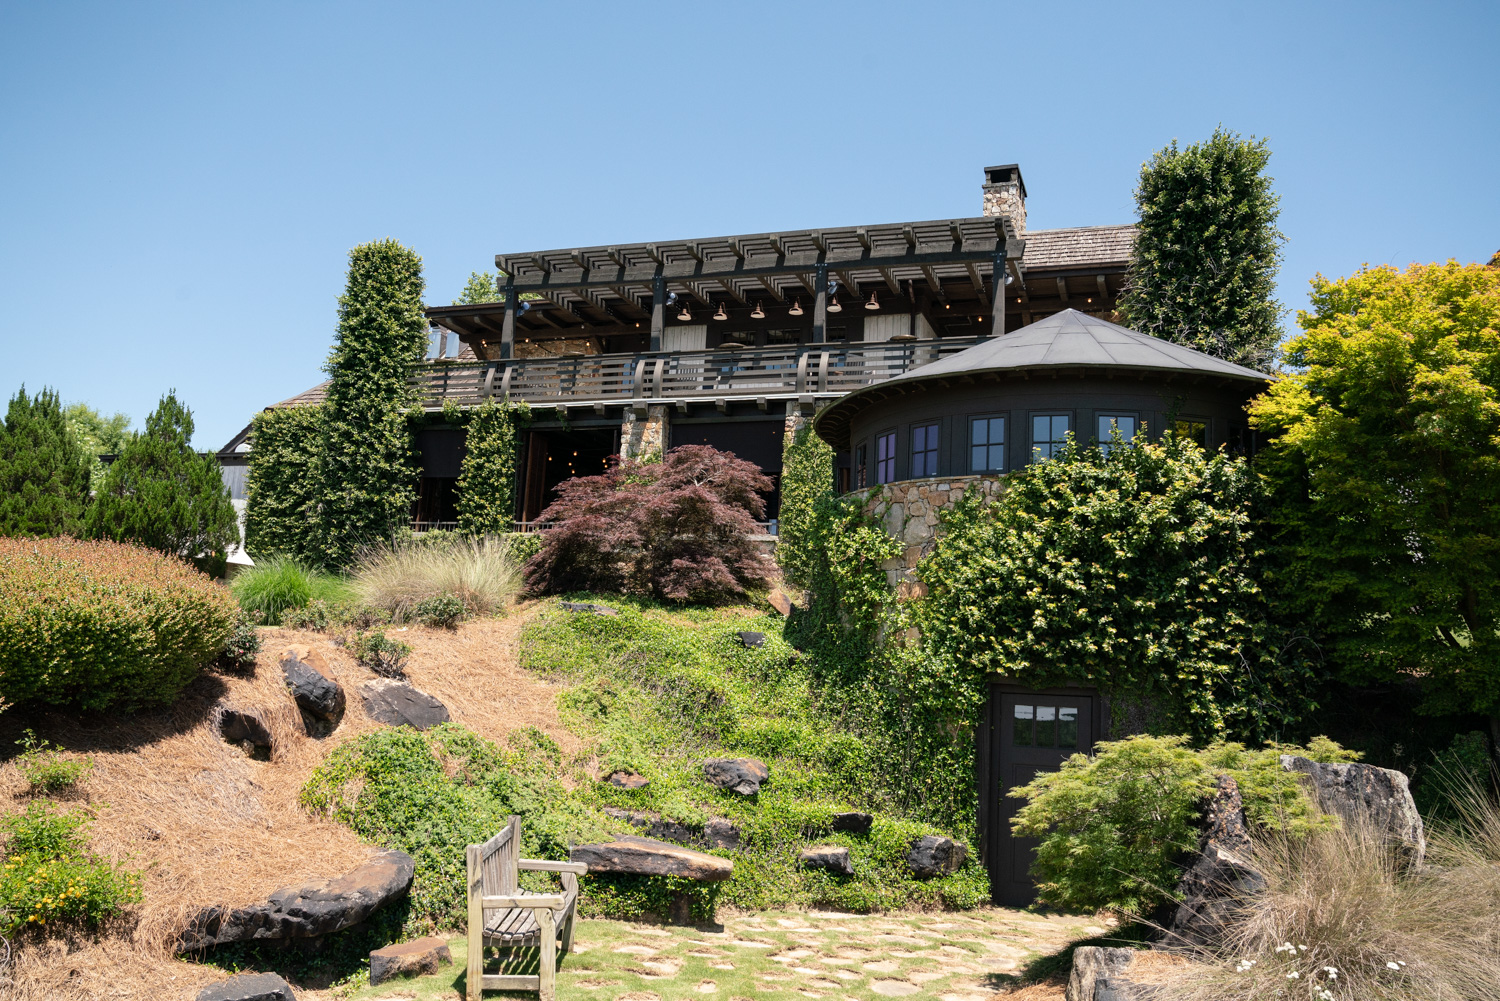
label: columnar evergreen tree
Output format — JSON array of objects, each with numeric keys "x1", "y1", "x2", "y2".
[
  {"x1": 455, "y1": 399, "x2": 523, "y2": 536},
  {"x1": 317, "y1": 240, "x2": 429, "y2": 567},
  {"x1": 1118, "y1": 128, "x2": 1285, "y2": 368},
  {"x1": 0, "y1": 387, "x2": 92, "y2": 537},
  {"x1": 243, "y1": 404, "x2": 324, "y2": 559},
  {"x1": 86, "y1": 391, "x2": 239, "y2": 568},
  {"x1": 776, "y1": 422, "x2": 835, "y2": 590}
]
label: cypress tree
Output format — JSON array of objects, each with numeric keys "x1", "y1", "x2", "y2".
[
  {"x1": 1118, "y1": 128, "x2": 1285, "y2": 368},
  {"x1": 317, "y1": 240, "x2": 429, "y2": 566},
  {"x1": 0, "y1": 386, "x2": 92, "y2": 537},
  {"x1": 86, "y1": 391, "x2": 239, "y2": 569}
]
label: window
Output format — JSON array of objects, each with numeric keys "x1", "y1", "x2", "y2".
[
  {"x1": 1096, "y1": 414, "x2": 1138, "y2": 456},
  {"x1": 911, "y1": 422, "x2": 939, "y2": 478},
  {"x1": 970, "y1": 416, "x2": 1006, "y2": 472},
  {"x1": 855, "y1": 444, "x2": 868, "y2": 489},
  {"x1": 875, "y1": 430, "x2": 896, "y2": 484},
  {"x1": 1012, "y1": 703, "x2": 1079, "y2": 749},
  {"x1": 1031, "y1": 414, "x2": 1071, "y2": 460},
  {"x1": 1170, "y1": 419, "x2": 1207, "y2": 447}
]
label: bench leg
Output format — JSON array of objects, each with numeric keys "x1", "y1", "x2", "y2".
[
  {"x1": 539, "y1": 908, "x2": 557, "y2": 1001},
  {"x1": 561, "y1": 906, "x2": 576, "y2": 955},
  {"x1": 467, "y1": 846, "x2": 483, "y2": 1001}
]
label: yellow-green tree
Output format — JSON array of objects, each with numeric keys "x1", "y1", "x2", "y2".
[{"x1": 1250, "y1": 260, "x2": 1500, "y2": 725}]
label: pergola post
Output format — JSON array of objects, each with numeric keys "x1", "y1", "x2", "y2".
[
  {"x1": 812, "y1": 264, "x2": 828, "y2": 344},
  {"x1": 650, "y1": 271, "x2": 666, "y2": 352},
  {"x1": 989, "y1": 243, "x2": 1008, "y2": 338},
  {"x1": 500, "y1": 275, "x2": 517, "y2": 360}
]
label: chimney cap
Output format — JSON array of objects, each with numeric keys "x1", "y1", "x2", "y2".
[{"x1": 983, "y1": 163, "x2": 1026, "y2": 198}]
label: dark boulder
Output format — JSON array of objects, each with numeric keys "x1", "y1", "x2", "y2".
[
  {"x1": 605, "y1": 769, "x2": 649, "y2": 789},
  {"x1": 370, "y1": 935, "x2": 452, "y2": 985},
  {"x1": 704, "y1": 756, "x2": 769, "y2": 795},
  {"x1": 831, "y1": 811, "x2": 873, "y2": 835},
  {"x1": 601, "y1": 807, "x2": 695, "y2": 844},
  {"x1": 219, "y1": 709, "x2": 272, "y2": 760},
  {"x1": 1169, "y1": 774, "x2": 1266, "y2": 948},
  {"x1": 799, "y1": 845, "x2": 854, "y2": 876},
  {"x1": 570, "y1": 836, "x2": 733, "y2": 881},
  {"x1": 562, "y1": 601, "x2": 617, "y2": 616},
  {"x1": 359, "y1": 679, "x2": 450, "y2": 730},
  {"x1": 736, "y1": 631, "x2": 765, "y2": 648},
  {"x1": 178, "y1": 849, "x2": 416, "y2": 951},
  {"x1": 907, "y1": 835, "x2": 966, "y2": 878},
  {"x1": 280, "y1": 647, "x2": 345, "y2": 723},
  {"x1": 1281, "y1": 755, "x2": 1425, "y2": 864},
  {"x1": 197, "y1": 973, "x2": 298, "y2": 1001},
  {"x1": 703, "y1": 817, "x2": 742, "y2": 850}
]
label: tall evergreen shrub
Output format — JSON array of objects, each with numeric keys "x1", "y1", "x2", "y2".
[
  {"x1": 317, "y1": 240, "x2": 429, "y2": 567},
  {"x1": 243, "y1": 405, "x2": 324, "y2": 560},
  {"x1": 455, "y1": 399, "x2": 523, "y2": 536},
  {"x1": 0, "y1": 387, "x2": 91, "y2": 537},
  {"x1": 86, "y1": 392, "x2": 238, "y2": 569},
  {"x1": 776, "y1": 422, "x2": 834, "y2": 590},
  {"x1": 1118, "y1": 128, "x2": 1285, "y2": 368}
]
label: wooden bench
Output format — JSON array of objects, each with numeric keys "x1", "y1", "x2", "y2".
[{"x1": 466, "y1": 815, "x2": 588, "y2": 1001}]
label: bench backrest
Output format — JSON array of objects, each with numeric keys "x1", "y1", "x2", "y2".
[{"x1": 470, "y1": 814, "x2": 521, "y2": 898}]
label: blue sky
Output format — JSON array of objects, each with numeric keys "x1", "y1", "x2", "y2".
[{"x1": 2, "y1": 1, "x2": 1495, "y2": 449}]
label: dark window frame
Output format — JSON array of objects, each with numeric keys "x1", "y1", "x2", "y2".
[
  {"x1": 969, "y1": 414, "x2": 1007, "y2": 473},
  {"x1": 1169, "y1": 417, "x2": 1209, "y2": 448},
  {"x1": 855, "y1": 442, "x2": 868, "y2": 489},
  {"x1": 1095, "y1": 412, "x2": 1139, "y2": 457},
  {"x1": 874, "y1": 429, "x2": 897, "y2": 485},
  {"x1": 1030, "y1": 412, "x2": 1073, "y2": 461},
  {"x1": 910, "y1": 421, "x2": 940, "y2": 478}
]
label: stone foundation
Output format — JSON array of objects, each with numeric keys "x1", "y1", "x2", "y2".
[{"x1": 853, "y1": 475, "x2": 1008, "y2": 591}]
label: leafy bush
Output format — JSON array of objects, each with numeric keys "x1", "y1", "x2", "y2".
[
  {"x1": 14, "y1": 731, "x2": 92, "y2": 793},
  {"x1": 505, "y1": 531, "x2": 544, "y2": 567},
  {"x1": 243, "y1": 403, "x2": 324, "y2": 562},
  {"x1": 350, "y1": 629, "x2": 411, "y2": 678},
  {"x1": 0, "y1": 386, "x2": 92, "y2": 538},
  {"x1": 0, "y1": 537, "x2": 237, "y2": 709},
  {"x1": 413, "y1": 594, "x2": 466, "y2": 628},
  {"x1": 1010, "y1": 734, "x2": 1352, "y2": 914},
  {"x1": 280, "y1": 598, "x2": 387, "y2": 632},
  {"x1": 85, "y1": 391, "x2": 239, "y2": 573},
  {"x1": 218, "y1": 612, "x2": 261, "y2": 671},
  {"x1": 455, "y1": 400, "x2": 526, "y2": 536},
  {"x1": 526, "y1": 445, "x2": 776, "y2": 604},
  {"x1": 0, "y1": 802, "x2": 142, "y2": 934},
  {"x1": 230, "y1": 557, "x2": 353, "y2": 625},
  {"x1": 351, "y1": 534, "x2": 520, "y2": 622}
]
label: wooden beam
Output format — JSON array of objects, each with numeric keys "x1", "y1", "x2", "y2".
[
  {"x1": 758, "y1": 275, "x2": 784, "y2": 302},
  {"x1": 1010, "y1": 260, "x2": 1028, "y2": 302},
  {"x1": 1056, "y1": 277, "x2": 1070, "y2": 304},
  {"x1": 837, "y1": 270, "x2": 862, "y2": 299},
  {"x1": 965, "y1": 261, "x2": 990, "y2": 307},
  {"x1": 717, "y1": 279, "x2": 747, "y2": 305},
  {"x1": 856, "y1": 227, "x2": 872, "y2": 251},
  {"x1": 682, "y1": 242, "x2": 704, "y2": 263},
  {"x1": 903, "y1": 225, "x2": 918, "y2": 250},
  {"x1": 921, "y1": 266, "x2": 947, "y2": 304},
  {"x1": 1097, "y1": 274, "x2": 1109, "y2": 308},
  {"x1": 878, "y1": 267, "x2": 901, "y2": 295}
]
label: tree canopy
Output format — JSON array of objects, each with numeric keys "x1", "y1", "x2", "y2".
[
  {"x1": 1118, "y1": 128, "x2": 1285, "y2": 369},
  {"x1": 1250, "y1": 259, "x2": 1500, "y2": 718},
  {"x1": 0, "y1": 387, "x2": 92, "y2": 538},
  {"x1": 86, "y1": 391, "x2": 238, "y2": 569},
  {"x1": 64, "y1": 402, "x2": 131, "y2": 484},
  {"x1": 453, "y1": 271, "x2": 502, "y2": 305}
]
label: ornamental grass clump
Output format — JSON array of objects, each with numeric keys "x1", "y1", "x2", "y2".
[
  {"x1": 229, "y1": 556, "x2": 352, "y2": 625},
  {"x1": 351, "y1": 534, "x2": 521, "y2": 622},
  {"x1": 0, "y1": 537, "x2": 237, "y2": 710}
]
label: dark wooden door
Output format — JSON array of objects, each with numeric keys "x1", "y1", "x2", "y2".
[{"x1": 987, "y1": 687, "x2": 1096, "y2": 906}]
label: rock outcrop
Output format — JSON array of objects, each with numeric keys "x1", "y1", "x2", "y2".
[
  {"x1": 1169, "y1": 774, "x2": 1266, "y2": 948},
  {"x1": 1066, "y1": 947, "x2": 1151, "y2": 1001},
  {"x1": 570, "y1": 836, "x2": 734, "y2": 881},
  {"x1": 197, "y1": 973, "x2": 298, "y2": 1001},
  {"x1": 370, "y1": 935, "x2": 452, "y2": 985},
  {"x1": 906, "y1": 835, "x2": 966, "y2": 878},
  {"x1": 219, "y1": 709, "x2": 272, "y2": 759},
  {"x1": 831, "y1": 811, "x2": 873, "y2": 835},
  {"x1": 703, "y1": 756, "x2": 769, "y2": 795},
  {"x1": 359, "y1": 679, "x2": 450, "y2": 731},
  {"x1": 179, "y1": 849, "x2": 416, "y2": 951},
  {"x1": 736, "y1": 631, "x2": 766, "y2": 648},
  {"x1": 1281, "y1": 755, "x2": 1425, "y2": 863},
  {"x1": 605, "y1": 769, "x2": 649, "y2": 789},
  {"x1": 562, "y1": 601, "x2": 617, "y2": 616},
  {"x1": 703, "y1": 817, "x2": 742, "y2": 849},
  {"x1": 799, "y1": 845, "x2": 854, "y2": 876},
  {"x1": 280, "y1": 646, "x2": 345, "y2": 727}
]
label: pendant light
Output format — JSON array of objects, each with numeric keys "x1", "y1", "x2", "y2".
[
  {"x1": 865, "y1": 291, "x2": 880, "y2": 310},
  {"x1": 677, "y1": 304, "x2": 693, "y2": 321},
  {"x1": 713, "y1": 302, "x2": 728, "y2": 321},
  {"x1": 826, "y1": 295, "x2": 842, "y2": 313},
  {"x1": 750, "y1": 301, "x2": 765, "y2": 319},
  {"x1": 788, "y1": 298, "x2": 804, "y2": 316}
]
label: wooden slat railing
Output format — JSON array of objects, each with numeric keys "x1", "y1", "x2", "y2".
[{"x1": 412, "y1": 336, "x2": 986, "y2": 408}]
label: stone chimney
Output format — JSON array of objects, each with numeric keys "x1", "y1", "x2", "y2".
[{"x1": 982, "y1": 164, "x2": 1027, "y2": 236}]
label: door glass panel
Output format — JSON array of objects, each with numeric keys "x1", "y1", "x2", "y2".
[
  {"x1": 1035, "y1": 705, "x2": 1057, "y2": 747},
  {"x1": 1058, "y1": 706, "x2": 1078, "y2": 748},
  {"x1": 1012, "y1": 704, "x2": 1034, "y2": 746}
]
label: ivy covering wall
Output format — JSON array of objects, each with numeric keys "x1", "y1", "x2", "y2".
[
  {"x1": 455, "y1": 399, "x2": 527, "y2": 536},
  {"x1": 775, "y1": 421, "x2": 834, "y2": 589},
  {"x1": 243, "y1": 405, "x2": 324, "y2": 560}
]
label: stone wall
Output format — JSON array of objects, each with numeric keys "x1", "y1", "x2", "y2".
[
  {"x1": 982, "y1": 179, "x2": 1027, "y2": 236},
  {"x1": 853, "y1": 475, "x2": 1008, "y2": 592},
  {"x1": 620, "y1": 405, "x2": 668, "y2": 460}
]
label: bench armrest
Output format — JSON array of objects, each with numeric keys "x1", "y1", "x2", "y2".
[
  {"x1": 518, "y1": 858, "x2": 589, "y2": 875},
  {"x1": 480, "y1": 894, "x2": 567, "y2": 910}
]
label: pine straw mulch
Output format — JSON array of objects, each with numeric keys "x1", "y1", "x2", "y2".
[{"x1": 0, "y1": 602, "x2": 571, "y2": 999}]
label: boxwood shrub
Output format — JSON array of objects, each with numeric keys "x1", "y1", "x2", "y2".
[{"x1": 0, "y1": 537, "x2": 237, "y2": 709}]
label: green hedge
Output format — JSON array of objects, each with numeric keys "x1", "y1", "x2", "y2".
[{"x1": 0, "y1": 537, "x2": 237, "y2": 709}]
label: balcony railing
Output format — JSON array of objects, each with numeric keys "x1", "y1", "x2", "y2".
[{"x1": 413, "y1": 336, "x2": 987, "y2": 407}]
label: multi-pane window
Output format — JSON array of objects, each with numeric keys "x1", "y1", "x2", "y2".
[
  {"x1": 1031, "y1": 414, "x2": 1071, "y2": 460},
  {"x1": 911, "y1": 422, "x2": 939, "y2": 478},
  {"x1": 875, "y1": 430, "x2": 896, "y2": 484},
  {"x1": 1012, "y1": 704, "x2": 1079, "y2": 749},
  {"x1": 1170, "y1": 419, "x2": 1207, "y2": 447},
  {"x1": 969, "y1": 416, "x2": 1006, "y2": 472},
  {"x1": 1096, "y1": 414, "x2": 1137, "y2": 456},
  {"x1": 855, "y1": 444, "x2": 868, "y2": 489}
]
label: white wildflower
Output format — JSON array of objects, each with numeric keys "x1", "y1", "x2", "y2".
[
  {"x1": 1287, "y1": 971, "x2": 1300, "y2": 980},
  {"x1": 1323, "y1": 966, "x2": 1339, "y2": 979},
  {"x1": 1298, "y1": 944, "x2": 1308, "y2": 952},
  {"x1": 1387, "y1": 962, "x2": 1401, "y2": 971}
]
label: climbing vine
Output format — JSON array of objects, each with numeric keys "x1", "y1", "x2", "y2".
[
  {"x1": 775, "y1": 421, "x2": 834, "y2": 590},
  {"x1": 243, "y1": 404, "x2": 324, "y2": 560},
  {"x1": 455, "y1": 398, "x2": 529, "y2": 536}
]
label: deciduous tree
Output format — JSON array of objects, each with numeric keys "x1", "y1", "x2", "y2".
[{"x1": 63, "y1": 402, "x2": 131, "y2": 484}]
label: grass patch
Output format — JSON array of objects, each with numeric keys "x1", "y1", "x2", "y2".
[
  {"x1": 351, "y1": 535, "x2": 522, "y2": 623},
  {"x1": 230, "y1": 556, "x2": 354, "y2": 625}
]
